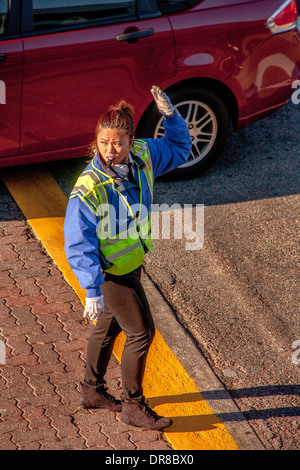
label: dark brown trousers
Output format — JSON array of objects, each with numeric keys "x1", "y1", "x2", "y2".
[{"x1": 83, "y1": 267, "x2": 155, "y2": 403}]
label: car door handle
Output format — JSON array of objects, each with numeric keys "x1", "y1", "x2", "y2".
[
  {"x1": 116, "y1": 28, "x2": 154, "y2": 42},
  {"x1": 0, "y1": 54, "x2": 7, "y2": 63}
]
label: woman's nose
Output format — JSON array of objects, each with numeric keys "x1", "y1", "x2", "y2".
[{"x1": 107, "y1": 143, "x2": 115, "y2": 153}]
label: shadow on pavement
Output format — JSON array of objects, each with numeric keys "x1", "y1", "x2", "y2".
[{"x1": 148, "y1": 385, "x2": 300, "y2": 432}]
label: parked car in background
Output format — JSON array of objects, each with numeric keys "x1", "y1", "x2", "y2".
[{"x1": 0, "y1": 0, "x2": 299, "y2": 178}]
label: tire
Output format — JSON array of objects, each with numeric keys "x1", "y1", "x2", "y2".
[{"x1": 138, "y1": 86, "x2": 230, "y2": 179}]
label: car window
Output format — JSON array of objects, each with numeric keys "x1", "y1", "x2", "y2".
[
  {"x1": 0, "y1": 0, "x2": 8, "y2": 36},
  {"x1": 32, "y1": 0, "x2": 137, "y2": 32},
  {"x1": 156, "y1": 0, "x2": 199, "y2": 14}
]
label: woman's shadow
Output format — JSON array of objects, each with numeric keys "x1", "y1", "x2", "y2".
[{"x1": 147, "y1": 385, "x2": 300, "y2": 433}]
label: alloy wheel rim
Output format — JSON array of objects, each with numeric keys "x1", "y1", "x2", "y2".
[{"x1": 154, "y1": 100, "x2": 218, "y2": 168}]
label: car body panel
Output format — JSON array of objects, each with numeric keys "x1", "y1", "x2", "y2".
[
  {"x1": 227, "y1": 30, "x2": 300, "y2": 128},
  {"x1": 20, "y1": 17, "x2": 175, "y2": 156},
  {"x1": 168, "y1": 0, "x2": 300, "y2": 128},
  {"x1": 0, "y1": 39, "x2": 23, "y2": 158},
  {"x1": 0, "y1": 0, "x2": 299, "y2": 168}
]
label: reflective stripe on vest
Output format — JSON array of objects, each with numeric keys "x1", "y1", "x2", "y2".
[{"x1": 70, "y1": 141, "x2": 154, "y2": 276}]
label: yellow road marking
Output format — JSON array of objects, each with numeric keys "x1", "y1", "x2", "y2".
[{"x1": 2, "y1": 166, "x2": 239, "y2": 450}]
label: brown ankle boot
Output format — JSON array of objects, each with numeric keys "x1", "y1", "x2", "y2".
[
  {"x1": 121, "y1": 399, "x2": 172, "y2": 430},
  {"x1": 81, "y1": 385, "x2": 122, "y2": 412}
]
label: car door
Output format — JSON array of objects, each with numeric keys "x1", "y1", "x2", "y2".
[
  {"x1": 0, "y1": 0, "x2": 23, "y2": 158},
  {"x1": 20, "y1": 0, "x2": 175, "y2": 157}
]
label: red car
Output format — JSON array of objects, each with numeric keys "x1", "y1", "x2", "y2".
[{"x1": 0, "y1": 0, "x2": 299, "y2": 177}]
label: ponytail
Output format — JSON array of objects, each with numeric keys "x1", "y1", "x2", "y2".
[
  {"x1": 86, "y1": 99, "x2": 135, "y2": 160},
  {"x1": 97, "y1": 99, "x2": 135, "y2": 139}
]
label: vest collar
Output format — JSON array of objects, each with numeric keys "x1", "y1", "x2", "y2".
[{"x1": 92, "y1": 148, "x2": 145, "y2": 182}]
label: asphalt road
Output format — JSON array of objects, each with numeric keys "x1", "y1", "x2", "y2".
[{"x1": 142, "y1": 99, "x2": 300, "y2": 450}]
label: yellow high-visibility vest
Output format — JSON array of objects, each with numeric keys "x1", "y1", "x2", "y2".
[{"x1": 69, "y1": 140, "x2": 154, "y2": 275}]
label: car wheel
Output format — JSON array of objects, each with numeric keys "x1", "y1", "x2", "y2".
[{"x1": 139, "y1": 87, "x2": 230, "y2": 179}]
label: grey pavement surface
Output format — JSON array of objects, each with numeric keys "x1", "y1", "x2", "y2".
[{"x1": 143, "y1": 100, "x2": 300, "y2": 450}]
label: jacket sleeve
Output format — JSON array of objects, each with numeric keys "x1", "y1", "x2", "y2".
[
  {"x1": 144, "y1": 111, "x2": 192, "y2": 179},
  {"x1": 64, "y1": 195, "x2": 104, "y2": 298}
]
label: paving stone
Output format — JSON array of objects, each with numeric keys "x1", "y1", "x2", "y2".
[
  {"x1": 47, "y1": 414, "x2": 82, "y2": 440},
  {"x1": 39, "y1": 437, "x2": 86, "y2": 450},
  {"x1": 8, "y1": 305, "x2": 37, "y2": 326},
  {"x1": 31, "y1": 342, "x2": 60, "y2": 364},
  {"x1": 5, "y1": 294, "x2": 47, "y2": 308},
  {"x1": 0, "y1": 314, "x2": 18, "y2": 329},
  {"x1": 0, "y1": 416, "x2": 30, "y2": 434},
  {"x1": 22, "y1": 405, "x2": 52, "y2": 430},
  {"x1": 78, "y1": 422, "x2": 112, "y2": 449},
  {"x1": 31, "y1": 302, "x2": 73, "y2": 316},
  {"x1": 136, "y1": 439, "x2": 173, "y2": 450},
  {"x1": 10, "y1": 267, "x2": 51, "y2": 279},
  {"x1": 0, "y1": 243, "x2": 21, "y2": 262},
  {"x1": 6, "y1": 353, "x2": 40, "y2": 367},
  {"x1": 11, "y1": 427, "x2": 58, "y2": 444},
  {"x1": 0, "y1": 433, "x2": 18, "y2": 450},
  {"x1": 0, "y1": 194, "x2": 172, "y2": 451},
  {"x1": 17, "y1": 393, "x2": 62, "y2": 409},
  {"x1": 6, "y1": 337, "x2": 33, "y2": 357},
  {"x1": 22, "y1": 362, "x2": 66, "y2": 377},
  {"x1": 0, "y1": 398, "x2": 23, "y2": 421},
  {"x1": 16, "y1": 277, "x2": 42, "y2": 296},
  {"x1": 73, "y1": 408, "x2": 117, "y2": 427},
  {"x1": 0, "y1": 285, "x2": 22, "y2": 298},
  {"x1": 26, "y1": 330, "x2": 69, "y2": 345},
  {"x1": 0, "y1": 260, "x2": 25, "y2": 272},
  {"x1": 53, "y1": 338, "x2": 86, "y2": 352},
  {"x1": 0, "y1": 270, "x2": 15, "y2": 287},
  {"x1": 17, "y1": 440, "x2": 41, "y2": 450},
  {"x1": 106, "y1": 431, "x2": 137, "y2": 451}
]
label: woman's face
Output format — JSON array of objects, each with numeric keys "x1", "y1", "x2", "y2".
[{"x1": 97, "y1": 127, "x2": 133, "y2": 167}]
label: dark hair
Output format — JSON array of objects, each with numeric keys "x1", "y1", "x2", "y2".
[{"x1": 87, "y1": 99, "x2": 135, "y2": 159}]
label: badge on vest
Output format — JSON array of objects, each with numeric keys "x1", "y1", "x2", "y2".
[
  {"x1": 116, "y1": 180, "x2": 137, "y2": 192},
  {"x1": 117, "y1": 182, "x2": 126, "y2": 192}
]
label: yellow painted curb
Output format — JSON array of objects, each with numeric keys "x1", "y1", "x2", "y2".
[{"x1": 2, "y1": 166, "x2": 239, "y2": 450}]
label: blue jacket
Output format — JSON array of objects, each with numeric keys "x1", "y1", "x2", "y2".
[{"x1": 64, "y1": 112, "x2": 192, "y2": 298}]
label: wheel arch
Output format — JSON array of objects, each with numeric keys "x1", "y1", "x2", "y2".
[{"x1": 135, "y1": 77, "x2": 239, "y2": 137}]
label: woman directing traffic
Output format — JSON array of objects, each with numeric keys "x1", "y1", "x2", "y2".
[{"x1": 64, "y1": 86, "x2": 192, "y2": 430}]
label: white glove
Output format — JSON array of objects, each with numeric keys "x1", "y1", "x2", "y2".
[
  {"x1": 83, "y1": 296, "x2": 104, "y2": 322},
  {"x1": 151, "y1": 85, "x2": 174, "y2": 117}
]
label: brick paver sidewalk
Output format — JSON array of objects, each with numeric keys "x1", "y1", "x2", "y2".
[{"x1": 0, "y1": 181, "x2": 171, "y2": 450}]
